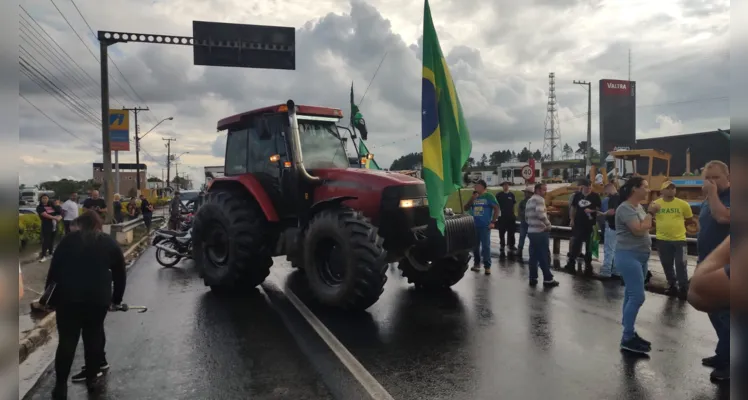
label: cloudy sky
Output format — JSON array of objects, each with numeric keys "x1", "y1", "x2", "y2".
[{"x1": 17, "y1": 0, "x2": 729, "y2": 187}]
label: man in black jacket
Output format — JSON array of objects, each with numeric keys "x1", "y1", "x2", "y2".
[
  {"x1": 496, "y1": 182, "x2": 517, "y2": 258},
  {"x1": 47, "y1": 211, "x2": 126, "y2": 398},
  {"x1": 564, "y1": 179, "x2": 601, "y2": 275}
]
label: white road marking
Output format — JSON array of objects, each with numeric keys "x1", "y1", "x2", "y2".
[{"x1": 282, "y1": 287, "x2": 395, "y2": 400}]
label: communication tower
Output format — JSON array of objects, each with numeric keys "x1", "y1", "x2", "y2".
[{"x1": 543, "y1": 73, "x2": 561, "y2": 161}]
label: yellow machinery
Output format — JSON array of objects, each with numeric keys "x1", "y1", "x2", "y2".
[{"x1": 544, "y1": 149, "x2": 703, "y2": 235}]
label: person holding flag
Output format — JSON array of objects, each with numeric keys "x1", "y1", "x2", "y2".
[
  {"x1": 420, "y1": 0, "x2": 472, "y2": 236},
  {"x1": 350, "y1": 84, "x2": 380, "y2": 170}
]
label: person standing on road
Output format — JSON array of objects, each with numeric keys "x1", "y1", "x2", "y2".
[
  {"x1": 46, "y1": 211, "x2": 126, "y2": 399},
  {"x1": 37, "y1": 194, "x2": 62, "y2": 262},
  {"x1": 600, "y1": 183, "x2": 621, "y2": 279},
  {"x1": 615, "y1": 177, "x2": 659, "y2": 354},
  {"x1": 126, "y1": 201, "x2": 140, "y2": 221},
  {"x1": 653, "y1": 181, "x2": 696, "y2": 299},
  {"x1": 565, "y1": 179, "x2": 601, "y2": 275},
  {"x1": 464, "y1": 180, "x2": 499, "y2": 275},
  {"x1": 496, "y1": 181, "x2": 517, "y2": 259},
  {"x1": 696, "y1": 160, "x2": 731, "y2": 382},
  {"x1": 61, "y1": 193, "x2": 79, "y2": 235},
  {"x1": 169, "y1": 191, "x2": 182, "y2": 230},
  {"x1": 140, "y1": 194, "x2": 154, "y2": 232},
  {"x1": 82, "y1": 190, "x2": 107, "y2": 221},
  {"x1": 112, "y1": 194, "x2": 124, "y2": 224},
  {"x1": 525, "y1": 183, "x2": 560, "y2": 288},
  {"x1": 516, "y1": 187, "x2": 534, "y2": 262}
]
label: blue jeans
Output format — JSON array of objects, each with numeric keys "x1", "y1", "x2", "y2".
[
  {"x1": 473, "y1": 226, "x2": 492, "y2": 268},
  {"x1": 601, "y1": 227, "x2": 617, "y2": 276},
  {"x1": 708, "y1": 310, "x2": 731, "y2": 368},
  {"x1": 616, "y1": 249, "x2": 650, "y2": 342},
  {"x1": 528, "y1": 232, "x2": 554, "y2": 282},
  {"x1": 517, "y1": 221, "x2": 529, "y2": 254}
]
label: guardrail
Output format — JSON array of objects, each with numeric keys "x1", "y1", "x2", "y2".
[
  {"x1": 108, "y1": 216, "x2": 165, "y2": 245},
  {"x1": 524, "y1": 222, "x2": 699, "y2": 257}
]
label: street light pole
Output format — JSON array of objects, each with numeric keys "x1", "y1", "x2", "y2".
[{"x1": 131, "y1": 115, "x2": 173, "y2": 195}]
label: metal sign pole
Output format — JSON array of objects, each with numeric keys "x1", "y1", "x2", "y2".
[{"x1": 115, "y1": 150, "x2": 120, "y2": 194}]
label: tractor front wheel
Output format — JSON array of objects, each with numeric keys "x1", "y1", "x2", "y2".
[
  {"x1": 303, "y1": 208, "x2": 388, "y2": 311},
  {"x1": 192, "y1": 190, "x2": 273, "y2": 293},
  {"x1": 398, "y1": 251, "x2": 470, "y2": 290}
]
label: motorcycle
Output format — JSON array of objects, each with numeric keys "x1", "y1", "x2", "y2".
[{"x1": 153, "y1": 228, "x2": 192, "y2": 267}]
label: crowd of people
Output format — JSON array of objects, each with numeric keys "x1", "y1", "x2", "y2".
[{"x1": 465, "y1": 160, "x2": 732, "y2": 383}]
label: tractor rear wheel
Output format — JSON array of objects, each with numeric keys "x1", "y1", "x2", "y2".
[
  {"x1": 398, "y1": 251, "x2": 470, "y2": 290},
  {"x1": 303, "y1": 208, "x2": 388, "y2": 310},
  {"x1": 192, "y1": 190, "x2": 273, "y2": 293}
]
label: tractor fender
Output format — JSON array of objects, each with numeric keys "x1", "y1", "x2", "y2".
[
  {"x1": 207, "y1": 176, "x2": 280, "y2": 222},
  {"x1": 309, "y1": 196, "x2": 358, "y2": 218}
]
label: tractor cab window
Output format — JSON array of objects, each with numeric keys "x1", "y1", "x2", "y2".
[
  {"x1": 225, "y1": 128, "x2": 248, "y2": 175},
  {"x1": 298, "y1": 119, "x2": 349, "y2": 169}
]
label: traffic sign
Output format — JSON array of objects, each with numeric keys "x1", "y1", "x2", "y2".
[
  {"x1": 521, "y1": 165, "x2": 534, "y2": 181},
  {"x1": 109, "y1": 109, "x2": 130, "y2": 151},
  {"x1": 193, "y1": 21, "x2": 295, "y2": 70}
]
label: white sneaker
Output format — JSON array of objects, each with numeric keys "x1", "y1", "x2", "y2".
[{"x1": 39, "y1": 257, "x2": 47, "y2": 263}]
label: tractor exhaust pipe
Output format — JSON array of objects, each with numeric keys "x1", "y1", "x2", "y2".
[{"x1": 286, "y1": 99, "x2": 320, "y2": 183}]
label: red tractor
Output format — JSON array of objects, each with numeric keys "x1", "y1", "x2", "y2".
[{"x1": 192, "y1": 100, "x2": 476, "y2": 310}]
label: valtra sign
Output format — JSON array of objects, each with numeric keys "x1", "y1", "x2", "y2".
[{"x1": 601, "y1": 79, "x2": 633, "y2": 96}]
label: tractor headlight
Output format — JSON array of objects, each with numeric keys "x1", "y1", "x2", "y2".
[{"x1": 399, "y1": 197, "x2": 428, "y2": 208}]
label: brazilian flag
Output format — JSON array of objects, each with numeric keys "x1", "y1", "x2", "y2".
[
  {"x1": 358, "y1": 139, "x2": 381, "y2": 170},
  {"x1": 421, "y1": 0, "x2": 472, "y2": 234}
]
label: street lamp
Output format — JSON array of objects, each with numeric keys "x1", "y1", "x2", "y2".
[{"x1": 136, "y1": 116, "x2": 174, "y2": 193}]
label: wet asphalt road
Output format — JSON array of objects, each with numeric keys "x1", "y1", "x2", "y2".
[{"x1": 24, "y1": 246, "x2": 729, "y2": 400}]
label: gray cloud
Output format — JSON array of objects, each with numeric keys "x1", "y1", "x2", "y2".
[{"x1": 18, "y1": 0, "x2": 729, "y2": 185}]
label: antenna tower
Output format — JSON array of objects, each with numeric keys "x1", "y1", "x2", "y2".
[{"x1": 543, "y1": 72, "x2": 561, "y2": 161}]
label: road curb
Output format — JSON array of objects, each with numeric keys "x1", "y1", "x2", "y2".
[{"x1": 18, "y1": 226, "x2": 160, "y2": 364}]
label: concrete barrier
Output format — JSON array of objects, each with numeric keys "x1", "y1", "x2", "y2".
[{"x1": 109, "y1": 216, "x2": 164, "y2": 245}]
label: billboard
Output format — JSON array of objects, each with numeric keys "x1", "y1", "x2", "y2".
[
  {"x1": 109, "y1": 109, "x2": 130, "y2": 151},
  {"x1": 599, "y1": 79, "x2": 635, "y2": 162}
]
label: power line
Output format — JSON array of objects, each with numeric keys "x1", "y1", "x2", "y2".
[
  {"x1": 20, "y1": 93, "x2": 100, "y2": 153},
  {"x1": 67, "y1": 0, "x2": 161, "y2": 127},
  {"x1": 20, "y1": 57, "x2": 101, "y2": 128},
  {"x1": 47, "y1": 0, "x2": 147, "y2": 117},
  {"x1": 19, "y1": 5, "x2": 124, "y2": 107},
  {"x1": 19, "y1": 44, "x2": 99, "y2": 120},
  {"x1": 19, "y1": 19, "x2": 101, "y2": 104}
]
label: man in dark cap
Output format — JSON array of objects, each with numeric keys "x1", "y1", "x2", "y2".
[
  {"x1": 564, "y1": 178, "x2": 601, "y2": 274},
  {"x1": 496, "y1": 181, "x2": 517, "y2": 259}
]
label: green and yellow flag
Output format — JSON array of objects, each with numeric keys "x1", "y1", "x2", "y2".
[
  {"x1": 421, "y1": 0, "x2": 472, "y2": 234},
  {"x1": 358, "y1": 139, "x2": 381, "y2": 170}
]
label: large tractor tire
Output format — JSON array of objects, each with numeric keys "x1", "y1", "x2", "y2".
[
  {"x1": 303, "y1": 208, "x2": 388, "y2": 311},
  {"x1": 398, "y1": 251, "x2": 471, "y2": 290},
  {"x1": 192, "y1": 190, "x2": 273, "y2": 293}
]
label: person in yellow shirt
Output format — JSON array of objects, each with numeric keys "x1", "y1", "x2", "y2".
[{"x1": 653, "y1": 181, "x2": 697, "y2": 298}]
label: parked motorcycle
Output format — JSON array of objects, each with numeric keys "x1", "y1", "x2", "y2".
[{"x1": 153, "y1": 228, "x2": 192, "y2": 267}]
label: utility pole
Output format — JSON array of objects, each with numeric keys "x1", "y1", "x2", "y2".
[
  {"x1": 122, "y1": 106, "x2": 149, "y2": 194},
  {"x1": 99, "y1": 40, "x2": 114, "y2": 224},
  {"x1": 163, "y1": 138, "x2": 176, "y2": 189},
  {"x1": 573, "y1": 80, "x2": 592, "y2": 169}
]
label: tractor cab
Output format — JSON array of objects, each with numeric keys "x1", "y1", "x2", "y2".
[{"x1": 609, "y1": 149, "x2": 671, "y2": 201}]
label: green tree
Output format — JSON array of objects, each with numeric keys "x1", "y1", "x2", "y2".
[
  {"x1": 478, "y1": 153, "x2": 488, "y2": 167},
  {"x1": 532, "y1": 149, "x2": 542, "y2": 160},
  {"x1": 389, "y1": 152, "x2": 423, "y2": 170},
  {"x1": 147, "y1": 177, "x2": 162, "y2": 182},
  {"x1": 517, "y1": 147, "x2": 533, "y2": 162}
]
